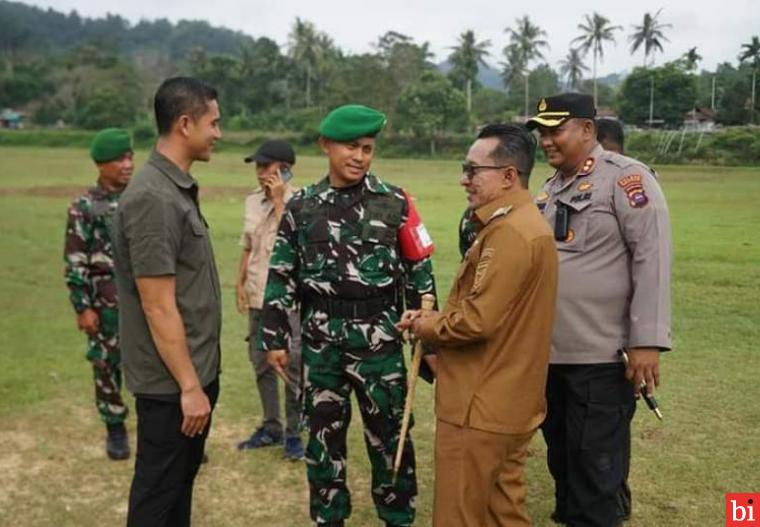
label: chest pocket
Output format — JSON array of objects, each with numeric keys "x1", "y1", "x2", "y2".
[
  {"x1": 298, "y1": 203, "x2": 332, "y2": 273},
  {"x1": 360, "y1": 195, "x2": 401, "y2": 246},
  {"x1": 357, "y1": 195, "x2": 402, "y2": 284},
  {"x1": 555, "y1": 197, "x2": 591, "y2": 253}
]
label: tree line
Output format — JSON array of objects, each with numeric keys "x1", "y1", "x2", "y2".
[{"x1": 1, "y1": 0, "x2": 759, "y2": 143}]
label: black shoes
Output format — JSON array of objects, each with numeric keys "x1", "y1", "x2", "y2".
[{"x1": 106, "y1": 423, "x2": 130, "y2": 460}]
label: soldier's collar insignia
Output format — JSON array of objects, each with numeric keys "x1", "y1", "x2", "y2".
[
  {"x1": 577, "y1": 181, "x2": 593, "y2": 192},
  {"x1": 538, "y1": 98, "x2": 548, "y2": 112}
]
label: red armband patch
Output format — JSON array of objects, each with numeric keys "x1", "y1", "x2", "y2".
[{"x1": 399, "y1": 190, "x2": 434, "y2": 261}]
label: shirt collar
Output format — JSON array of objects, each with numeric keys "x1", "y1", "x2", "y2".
[
  {"x1": 310, "y1": 172, "x2": 389, "y2": 204},
  {"x1": 546, "y1": 143, "x2": 604, "y2": 192},
  {"x1": 473, "y1": 189, "x2": 533, "y2": 226},
  {"x1": 148, "y1": 149, "x2": 197, "y2": 190}
]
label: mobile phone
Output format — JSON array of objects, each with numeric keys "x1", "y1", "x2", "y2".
[{"x1": 278, "y1": 167, "x2": 293, "y2": 183}]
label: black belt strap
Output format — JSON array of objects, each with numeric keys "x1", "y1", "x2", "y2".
[{"x1": 304, "y1": 289, "x2": 398, "y2": 319}]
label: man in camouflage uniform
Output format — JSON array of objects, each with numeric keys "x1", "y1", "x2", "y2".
[
  {"x1": 64, "y1": 128, "x2": 134, "y2": 460},
  {"x1": 258, "y1": 105, "x2": 437, "y2": 527}
]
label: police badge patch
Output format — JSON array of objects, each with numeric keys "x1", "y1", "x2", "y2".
[{"x1": 617, "y1": 174, "x2": 649, "y2": 208}]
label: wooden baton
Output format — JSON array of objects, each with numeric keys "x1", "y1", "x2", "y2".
[{"x1": 393, "y1": 293, "x2": 436, "y2": 484}]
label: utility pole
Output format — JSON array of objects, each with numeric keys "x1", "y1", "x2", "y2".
[
  {"x1": 649, "y1": 75, "x2": 655, "y2": 128},
  {"x1": 711, "y1": 75, "x2": 716, "y2": 111}
]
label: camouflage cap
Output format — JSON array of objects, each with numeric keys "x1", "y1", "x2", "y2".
[
  {"x1": 526, "y1": 93, "x2": 596, "y2": 130},
  {"x1": 319, "y1": 104, "x2": 387, "y2": 141},
  {"x1": 90, "y1": 128, "x2": 133, "y2": 163}
]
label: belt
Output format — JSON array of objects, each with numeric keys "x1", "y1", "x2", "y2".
[{"x1": 304, "y1": 289, "x2": 398, "y2": 319}]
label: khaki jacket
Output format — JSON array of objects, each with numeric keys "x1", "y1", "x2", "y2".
[
  {"x1": 240, "y1": 184, "x2": 295, "y2": 309},
  {"x1": 417, "y1": 190, "x2": 558, "y2": 434}
]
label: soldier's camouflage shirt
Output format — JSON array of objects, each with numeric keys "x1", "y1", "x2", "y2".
[
  {"x1": 64, "y1": 183, "x2": 121, "y2": 313},
  {"x1": 258, "y1": 173, "x2": 436, "y2": 351}
]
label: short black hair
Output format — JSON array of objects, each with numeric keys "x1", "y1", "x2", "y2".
[
  {"x1": 596, "y1": 118, "x2": 625, "y2": 154},
  {"x1": 476, "y1": 123, "x2": 536, "y2": 188},
  {"x1": 154, "y1": 77, "x2": 218, "y2": 136}
]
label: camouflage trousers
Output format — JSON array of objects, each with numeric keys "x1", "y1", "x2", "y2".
[
  {"x1": 85, "y1": 307, "x2": 128, "y2": 425},
  {"x1": 303, "y1": 338, "x2": 417, "y2": 526}
]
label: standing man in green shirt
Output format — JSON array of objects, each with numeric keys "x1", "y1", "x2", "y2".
[{"x1": 112, "y1": 77, "x2": 223, "y2": 527}]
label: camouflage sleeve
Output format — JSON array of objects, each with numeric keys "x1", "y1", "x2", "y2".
[
  {"x1": 63, "y1": 200, "x2": 93, "y2": 313},
  {"x1": 257, "y1": 205, "x2": 300, "y2": 352}
]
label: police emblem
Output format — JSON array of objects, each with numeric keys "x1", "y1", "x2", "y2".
[
  {"x1": 617, "y1": 174, "x2": 649, "y2": 208},
  {"x1": 538, "y1": 98, "x2": 548, "y2": 111},
  {"x1": 577, "y1": 181, "x2": 593, "y2": 192}
]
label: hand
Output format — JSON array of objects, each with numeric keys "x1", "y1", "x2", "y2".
[
  {"x1": 236, "y1": 283, "x2": 248, "y2": 314},
  {"x1": 396, "y1": 309, "x2": 421, "y2": 331},
  {"x1": 180, "y1": 385, "x2": 211, "y2": 437},
  {"x1": 423, "y1": 354, "x2": 438, "y2": 377},
  {"x1": 76, "y1": 308, "x2": 99, "y2": 336},
  {"x1": 625, "y1": 348, "x2": 660, "y2": 397},
  {"x1": 411, "y1": 310, "x2": 437, "y2": 336},
  {"x1": 263, "y1": 172, "x2": 286, "y2": 204},
  {"x1": 266, "y1": 349, "x2": 289, "y2": 379}
]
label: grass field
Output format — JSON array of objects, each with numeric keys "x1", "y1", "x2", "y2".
[{"x1": 0, "y1": 146, "x2": 759, "y2": 526}]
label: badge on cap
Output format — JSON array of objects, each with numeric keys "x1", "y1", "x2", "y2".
[
  {"x1": 538, "y1": 98, "x2": 548, "y2": 112},
  {"x1": 617, "y1": 174, "x2": 649, "y2": 208}
]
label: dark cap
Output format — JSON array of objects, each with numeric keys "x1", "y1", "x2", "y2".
[
  {"x1": 526, "y1": 93, "x2": 596, "y2": 130},
  {"x1": 244, "y1": 139, "x2": 296, "y2": 165}
]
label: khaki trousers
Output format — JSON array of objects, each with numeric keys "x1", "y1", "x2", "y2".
[{"x1": 433, "y1": 419, "x2": 535, "y2": 527}]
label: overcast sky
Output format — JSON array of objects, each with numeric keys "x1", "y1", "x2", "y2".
[{"x1": 24, "y1": 0, "x2": 760, "y2": 76}]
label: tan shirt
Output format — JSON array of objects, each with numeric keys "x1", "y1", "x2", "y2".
[
  {"x1": 417, "y1": 190, "x2": 558, "y2": 435},
  {"x1": 537, "y1": 144, "x2": 672, "y2": 364},
  {"x1": 240, "y1": 184, "x2": 295, "y2": 309}
]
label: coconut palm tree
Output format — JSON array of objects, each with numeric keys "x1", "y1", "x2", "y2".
[
  {"x1": 504, "y1": 16, "x2": 549, "y2": 118},
  {"x1": 739, "y1": 35, "x2": 760, "y2": 123},
  {"x1": 572, "y1": 12, "x2": 621, "y2": 107},
  {"x1": 629, "y1": 9, "x2": 672, "y2": 67},
  {"x1": 448, "y1": 30, "x2": 491, "y2": 113},
  {"x1": 682, "y1": 47, "x2": 702, "y2": 72},
  {"x1": 559, "y1": 48, "x2": 589, "y2": 90},
  {"x1": 288, "y1": 18, "x2": 324, "y2": 107}
]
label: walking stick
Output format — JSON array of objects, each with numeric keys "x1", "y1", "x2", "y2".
[{"x1": 393, "y1": 293, "x2": 436, "y2": 484}]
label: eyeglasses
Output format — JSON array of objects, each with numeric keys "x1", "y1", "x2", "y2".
[{"x1": 461, "y1": 162, "x2": 511, "y2": 180}]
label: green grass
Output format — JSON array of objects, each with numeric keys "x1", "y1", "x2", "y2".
[{"x1": 0, "y1": 146, "x2": 759, "y2": 526}]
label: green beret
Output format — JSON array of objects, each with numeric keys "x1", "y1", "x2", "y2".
[
  {"x1": 319, "y1": 104, "x2": 387, "y2": 141},
  {"x1": 90, "y1": 128, "x2": 133, "y2": 163}
]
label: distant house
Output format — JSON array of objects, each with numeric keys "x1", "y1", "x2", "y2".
[
  {"x1": 0, "y1": 109, "x2": 24, "y2": 129},
  {"x1": 683, "y1": 107, "x2": 717, "y2": 132}
]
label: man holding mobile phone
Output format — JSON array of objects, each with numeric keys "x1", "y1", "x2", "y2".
[{"x1": 236, "y1": 140, "x2": 304, "y2": 461}]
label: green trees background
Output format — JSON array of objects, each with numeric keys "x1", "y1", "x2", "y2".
[{"x1": 1, "y1": 0, "x2": 759, "y2": 150}]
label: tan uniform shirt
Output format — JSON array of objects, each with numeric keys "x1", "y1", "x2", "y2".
[
  {"x1": 240, "y1": 184, "x2": 295, "y2": 309},
  {"x1": 536, "y1": 144, "x2": 672, "y2": 365},
  {"x1": 417, "y1": 190, "x2": 558, "y2": 435}
]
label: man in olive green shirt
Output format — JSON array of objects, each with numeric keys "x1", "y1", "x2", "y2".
[{"x1": 113, "y1": 77, "x2": 222, "y2": 527}]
